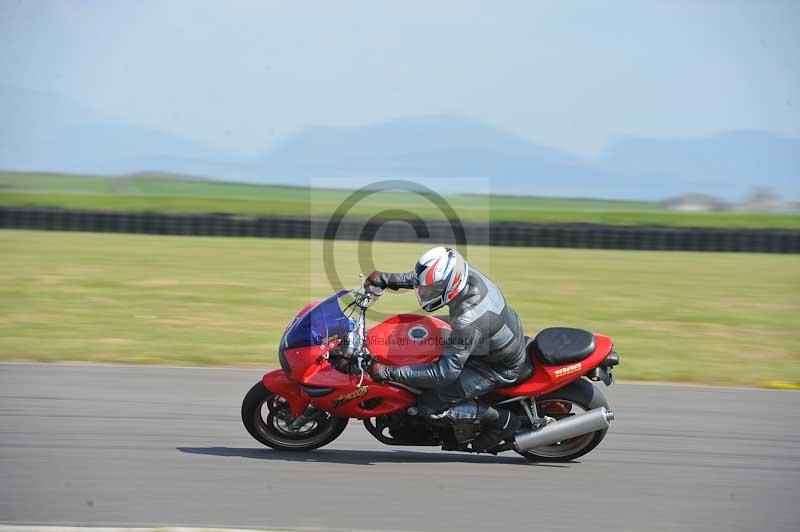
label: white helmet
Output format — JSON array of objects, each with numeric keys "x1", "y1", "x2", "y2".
[{"x1": 414, "y1": 247, "x2": 469, "y2": 312}]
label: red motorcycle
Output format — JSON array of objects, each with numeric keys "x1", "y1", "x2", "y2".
[{"x1": 242, "y1": 288, "x2": 619, "y2": 461}]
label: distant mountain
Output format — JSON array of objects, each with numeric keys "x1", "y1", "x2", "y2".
[
  {"x1": 262, "y1": 114, "x2": 579, "y2": 176},
  {"x1": 1, "y1": 85, "x2": 798, "y2": 200},
  {"x1": 258, "y1": 115, "x2": 618, "y2": 197},
  {"x1": 599, "y1": 130, "x2": 800, "y2": 199},
  {"x1": 257, "y1": 117, "x2": 799, "y2": 199},
  {"x1": 0, "y1": 85, "x2": 244, "y2": 179}
]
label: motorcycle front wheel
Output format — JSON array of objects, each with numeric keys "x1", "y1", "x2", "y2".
[
  {"x1": 241, "y1": 382, "x2": 348, "y2": 451},
  {"x1": 516, "y1": 378, "x2": 610, "y2": 462}
]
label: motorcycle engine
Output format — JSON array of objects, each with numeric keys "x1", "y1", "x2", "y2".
[{"x1": 380, "y1": 413, "x2": 440, "y2": 446}]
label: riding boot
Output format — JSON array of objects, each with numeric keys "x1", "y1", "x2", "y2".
[
  {"x1": 425, "y1": 400, "x2": 482, "y2": 445},
  {"x1": 471, "y1": 404, "x2": 521, "y2": 451}
]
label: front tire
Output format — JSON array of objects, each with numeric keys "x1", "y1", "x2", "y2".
[
  {"x1": 516, "y1": 378, "x2": 610, "y2": 462},
  {"x1": 241, "y1": 382, "x2": 348, "y2": 451}
]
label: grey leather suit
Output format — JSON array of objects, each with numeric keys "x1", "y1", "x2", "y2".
[{"x1": 370, "y1": 268, "x2": 528, "y2": 416}]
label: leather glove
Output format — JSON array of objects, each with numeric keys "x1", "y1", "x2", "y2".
[
  {"x1": 364, "y1": 271, "x2": 387, "y2": 295},
  {"x1": 369, "y1": 361, "x2": 390, "y2": 382},
  {"x1": 364, "y1": 271, "x2": 386, "y2": 290}
]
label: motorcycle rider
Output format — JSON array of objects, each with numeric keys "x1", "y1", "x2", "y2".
[{"x1": 364, "y1": 246, "x2": 527, "y2": 451}]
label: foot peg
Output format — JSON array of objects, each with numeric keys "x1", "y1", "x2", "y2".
[{"x1": 535, "y1": 415, "x2": 556, "y2": 428}]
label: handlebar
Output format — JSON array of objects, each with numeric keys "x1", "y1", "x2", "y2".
[{"x1": 352, "y1": 287, "x2": 381, "y2": 309}]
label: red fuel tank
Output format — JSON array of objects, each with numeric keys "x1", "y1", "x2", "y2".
[{"x1": 367, "y1": 314, "x2": 450, "y2": 366}]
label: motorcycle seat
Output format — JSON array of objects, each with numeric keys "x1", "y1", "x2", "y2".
[{"x1": 532, "y1": 327, "x2": 596, "y2": 366}]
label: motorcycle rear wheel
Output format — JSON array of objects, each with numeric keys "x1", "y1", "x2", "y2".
[
  {"x1": 241, "y1": 382, "x2": 348, "y2": 451},
  {"x1": 516, "y1": 378, "x2": 609, "y2": 462}
]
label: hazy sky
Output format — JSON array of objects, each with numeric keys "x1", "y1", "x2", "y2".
[{"x1": 1, "y1": 0, "x2": 798, "y2": 157}]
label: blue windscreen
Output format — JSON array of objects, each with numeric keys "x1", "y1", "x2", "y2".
[{"x1": 282, "y1": 290, "x2": 355, "y2": 350}]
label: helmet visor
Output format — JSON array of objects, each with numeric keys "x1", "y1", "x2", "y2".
[{"x1": 416, "y1": 280, "x2": 447, "y2": 310}]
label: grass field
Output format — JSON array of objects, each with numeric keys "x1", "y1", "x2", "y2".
[
  {"x1": 1, "y1": 229, "x2": 798, "y2": 387},
  {"x1": 2, "y1": 171, "x2": 798, "y2": 228}
]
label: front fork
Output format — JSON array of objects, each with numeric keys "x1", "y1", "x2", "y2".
[{"x1": 288, "y1": 405, "x2": 324, "y2": 431}]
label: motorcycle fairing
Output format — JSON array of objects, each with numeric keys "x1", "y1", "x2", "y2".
[
  {"x1": 274, "y1": 308, "x2": 450, "y2": 418},
  {"x1": 262, "y1": 369, "x2": 310, "y2": 417},
  {"x1": 306, "y1": 313, "x2": 447, "y2": 416},
  {"x1": 496, "y1": 334, "x2": 614, "y2": 397}
]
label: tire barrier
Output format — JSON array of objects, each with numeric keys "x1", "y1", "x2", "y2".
[{"x1": 1, "y1": 206, "x2": 798, "y2": 253}]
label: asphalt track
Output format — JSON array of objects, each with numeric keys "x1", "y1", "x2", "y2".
[{"x1": 1, "y1": 363, "x2": 798, "y2": 532}]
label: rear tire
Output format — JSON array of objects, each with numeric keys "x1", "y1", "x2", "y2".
[
  {"x1": 241, "y1": 382, "x2": 348, "y2": 451},
  {"x1": 516, "y1": 378, "x2": 610, "y2": 462}
]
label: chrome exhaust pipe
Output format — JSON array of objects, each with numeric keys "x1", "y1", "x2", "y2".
[{"x1": 513, "y1": 407, "x2": 615, "y2": 452}]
